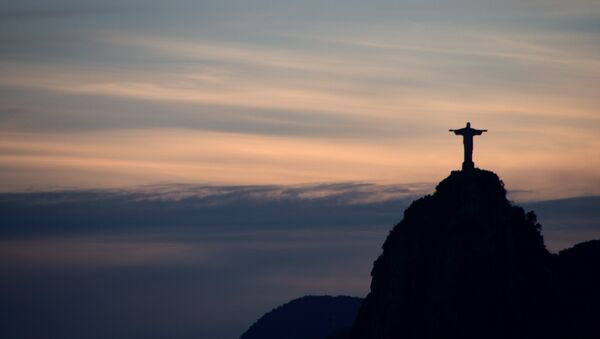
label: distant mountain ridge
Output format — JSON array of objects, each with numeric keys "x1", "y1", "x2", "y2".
[{"x1": 239, "y1": 295, "x2": 362, "y2": 339}]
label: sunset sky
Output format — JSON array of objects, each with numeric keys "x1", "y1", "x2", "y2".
[
  {"x1": 2, "y1": 1, "x2": 600, "y2": 339},
  {"x1": 1, "y1": 0, "x2": 599, "y2": 198}
]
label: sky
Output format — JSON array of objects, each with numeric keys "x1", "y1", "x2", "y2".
[
  {"x1": 1, "y1": 0, "x2": 599, "y2": 198},
  {"x1": 1, "y1": 1, "x2": 600, "y2": 338}
]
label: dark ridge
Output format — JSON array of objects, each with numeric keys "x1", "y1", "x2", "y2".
[
  {"x1": 555, "y1": 240, "x2": 600, "y2": 338},
  {"x1": 352, "y1": 169, "x2": 562, "y2": 339},
  {"x1": 239, "y1": 295, "x2": 362, "y2": 339}
]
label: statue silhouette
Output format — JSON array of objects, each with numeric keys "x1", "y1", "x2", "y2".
[{"x1": 449, "y1": 122, "x2": 487, "y2": 170}]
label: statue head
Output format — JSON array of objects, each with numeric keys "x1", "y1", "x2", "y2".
[{"x1": 466, "y1": 122, "x2": 471, "y2": 128}]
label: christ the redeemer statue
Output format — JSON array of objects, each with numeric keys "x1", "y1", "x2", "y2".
[{"x1": 449, "y1": 122, "x2": 487, "y2": 171}]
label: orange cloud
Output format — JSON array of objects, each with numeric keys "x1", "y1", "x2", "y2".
[{"x1": 1, "y1": 129, "x2": 598, "y2": 199}]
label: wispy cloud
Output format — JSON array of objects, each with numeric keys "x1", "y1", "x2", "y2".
[
  {"x1": 0, "y1": 0, "x2": 599, "y2": 197},
  {"x1": 2, "y1": 127, "x2": 599, "y2": 197}
]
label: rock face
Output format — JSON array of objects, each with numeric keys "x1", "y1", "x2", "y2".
[
  {"x1": 240, "y1": 295, "x2": 362, "y2": 339},
  {"x1": 352, "y1": 169, "x2": 557, "y2": 339}
]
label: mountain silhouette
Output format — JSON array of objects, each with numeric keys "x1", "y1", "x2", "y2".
[
  {"x1": 237, "y1": 169, "x2": 599, "y2": 339},
  {"x1": 239, "y1": 295, "x2": 362, "y2": 339},
  {"x1": 351, "y1": 168, "x2": 600, "y2": 339},
  {"x1": 555, "y1": 239, "x2": 600, "y2": 338}
]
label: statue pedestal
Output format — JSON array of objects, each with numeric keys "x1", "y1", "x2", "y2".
[{"x1": 462, "y1": 161, "x2": 475, "y2": 171}]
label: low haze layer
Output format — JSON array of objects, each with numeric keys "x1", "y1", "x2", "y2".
[{"x1": 1, "y1": 183, "x2": 599, "y2": 338}]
